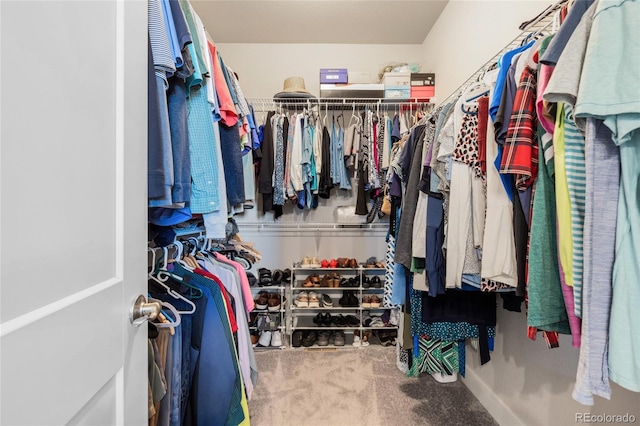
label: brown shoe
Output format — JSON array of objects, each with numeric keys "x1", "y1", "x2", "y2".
[
  {"x1": 348, "y1": 258, "x2": 358, "y2": 268},
  {"x1": 268, "y1": 293, "x2": 282, "y2": 311},
  {"x1": 254, "y1": 291, "x2": 269, "y2": 310}
]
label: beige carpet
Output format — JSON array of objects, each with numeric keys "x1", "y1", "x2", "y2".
[{"x1": 248, "y1": 346, "x2": 498, "y2": 426}]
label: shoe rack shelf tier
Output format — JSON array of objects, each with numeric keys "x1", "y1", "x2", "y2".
[
  {"x1": 288, "y1": 266, "x2": 397, "y2": 349},
  {"x1": 250, "y1": 285, "x2": 287, "y2": 350}
]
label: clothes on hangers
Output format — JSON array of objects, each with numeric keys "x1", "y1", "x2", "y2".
[{"x1": 148, "y1": 0, "x2": 261, "y2": 238}]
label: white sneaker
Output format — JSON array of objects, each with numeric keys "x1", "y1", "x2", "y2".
[
  {"x1": 258, "y1": 331, "x2": 272, "y2": 347},
  {"x1": 352, "y1": 334, "x2": 362, "y2": 347},
  {"x1": 271, "y1": 330, "x2": 282, "y2": 347}
]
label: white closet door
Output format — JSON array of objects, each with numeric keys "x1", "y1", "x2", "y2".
[{"x1": 1, "y1": 1, "x2": 148, "y2": 424}]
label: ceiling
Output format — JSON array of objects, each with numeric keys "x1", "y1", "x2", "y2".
[{"x1": 190, "y1": 1, "x2": 449, "y2": 44}]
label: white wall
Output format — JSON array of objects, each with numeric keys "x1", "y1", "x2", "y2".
[
  {"x1": 422, "y1": 2, "x2": 640, "y2": 425},
  {"x1": 214, "y1": 42, "x2": 422, "y2": 270},
  {"x1": 422, "y1": 0, "x2": 551, "y2": 102},
  {"x1": 215, "y1": 43, "x2": 425, "y2": 98}
]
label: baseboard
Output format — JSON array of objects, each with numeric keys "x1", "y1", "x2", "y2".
[{"x1": 461, "y1": 367, "x2": 525, "y2": 426}]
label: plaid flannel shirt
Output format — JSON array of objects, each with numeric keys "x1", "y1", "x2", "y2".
[{"x1": 500, "y1": 66, "x2": 539, "y2": 190}]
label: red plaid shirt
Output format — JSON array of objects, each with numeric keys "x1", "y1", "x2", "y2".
[{"x1": 500, "y1": 66, "x2": 538, "y2": 190}]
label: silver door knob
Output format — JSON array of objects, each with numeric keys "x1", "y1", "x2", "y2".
[{"x1": 130, "y1": 294, "x2": 162, "y2": 326}]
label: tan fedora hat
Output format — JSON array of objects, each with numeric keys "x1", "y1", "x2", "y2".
[{"x1": 274, "y1": 76, "x2": 316, "y2": 98}]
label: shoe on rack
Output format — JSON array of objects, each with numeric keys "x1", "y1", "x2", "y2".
[
  {"x1": 321, "y1": 293, "x2": 333, "y2": 307},
  {"x1": 362, "y1": 295, "x2": 372, "y2": 308},
  {"x1": 309, "y1": 257, "x2": 321, "y2": 268},
  {"x1": 339, "y1": 291, "x2": 349, "y2": 307},
  {"x1": 271, "y1": 330, "x2": 283, "y2": 347},
  {"x1": 371, "y1": 276, "x2": 382, "y2": 288},
  {"x1": 347, "y1": 292, "x2": 359, "y2": 307},
  {"x1": 362, "y1": 276, "x2": 371, "y2": 288},
  {"x1": 268, "y1": 294, "x2": 283, "y2": 312},
  {"x1": 272, "y1": 269, "x2": 284, "y2": 285},
  {"x1": 333, "y1": 330, "x2": 346, "y2": 346},
  {"x1": 308, "y1": 292, "x2": 320, "y2": 308},
  {"x1": 321, "y1": 259, "x2": 329, "y2": 268},
  {"x1": 247, "y1": 272, "x2": 258, "y2": 287},
  {"x1": 282, "y1": 268, "x2": 292, "y2": 284},
  {"x1": 258, "y1": 268, "x2": 273, "y2": 286},
  {"x1": 352, "y1": 330, "x2": 362, "y2": 347},
  {"x1": 345, "y1": 315, "x2": 360, "y2": 327},
  {"x1": 301, "y1": 256, "x2": 312, "y2": 267},
  {"x1": 322, "y1": 312, "x2": 333, "y2": 326},
  {"x1": 254, "y1": 291, "x2": 269, "y2": 310},
  {"x1": 295, "y1": 291, "x2": 309, "y2": 308},
  {"x1": 302, "y1": 331, "x2": 317, "y2": 347},
  {"x1": 321, "y1": 274, "x2": 333, "y2": 287},
  {"x1": 370, "y1": 295, "x2": 382, "y2": 308},
  {"x1": 348, "y1": 258, "x2": 358, "y2": 268},
  {"x1": 313, "y1": 313, "x2": 324, "y2": 326},
  {"x1": 292, "y1": 331, "x2": 303, "y2": 347},
  {"x1": 329, "y1": 259, "x2": 339, "y2": 268},
  {"x1": 333, "y1": 314, "x2": 347, "y2": 327},
  {"x1": 317, "y1": 331, "x2": 330, "y2": 346},
  {"x1": 258, "y1": 330, "x2": 272, "y2": 347}
]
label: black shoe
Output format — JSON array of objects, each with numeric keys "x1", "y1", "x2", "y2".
[
  {"x1": 272, "y1": 269, "x2": 284, "y2": 284},
  {"x1": 339, "y1": 291, "x2": 349, "y2": 307},
  {"x1": 347, "y1": 291, "x2": 359, "y2": 307},
  {"x1": 321, "y1": 312, "x2": 333, "y2": 326},
  {"x1": 345, "y1": 315, "x2": 360, "y2": 327},
  {"x1": 302, "y1": 331, "x2": 317, "y2": 347},
  {"x1": 292, "y1": 331, "x2": 303, "y2": 347},
  {"x1": 371, "y1": 276, "x2": 382, "y2": 288},
  {"x1": 362, "y1": 276, "x2": 371, "y2": 288},
  {"x1": 259, "y1": 268, "x2": 272, "y2": 286},
  {"x1": 282, "y1": 268, "x2": 292, "y2": 284},
  {"x1": 333, "y1": 314, "x2": 347, "y2": 327},
  {"x1": 313, "y1": 313, "x2": 324, "y2": 326}
]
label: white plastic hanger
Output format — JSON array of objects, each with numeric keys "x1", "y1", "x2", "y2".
[
  {"x1": 148, "y1": 297, "x2": 182, "y2": 328},
  {"x1": 150, "y1": 247, "x2": 197, "y2": 314}
]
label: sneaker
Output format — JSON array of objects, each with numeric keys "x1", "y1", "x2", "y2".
[
  {"x1": 308, "y1": 292, "x2": 320, "y2": 308},
  {"x1": 302, "y1": 331, "x2": 317, "y2": 347},
  {"x1": 271, "y1": 330, "x2": 283, "y2": 347},
  {"x1": 320, "y1": 293, "x2": 333, "y2": 307},
  {"x1": 292, "y1": 331, "x2": 303, "y2": 347},
  {"x1": 333, "y1": 330, "x2": 346, "y2": 346},
  {"x1": 301, "y1": 256, "x2": 312, "y2": 267},
  {"x1": 309, "y1": 257, "x2": 321, "y2": 268},
  {"x1": 370, "y1": 295, "x2": 381, "y2": 308},
  {"x1": 254, "y1": 291, "x2": 269, "y2": 310},
  {"x1": 295, "y1": 291, "x2": 309, "y2": 308},
  {"x1": 258, "y1": 330, "x2": 272, "y2": 347},
  {"x1": 352, "y1": 330, "x2": 362, "y2": 347},
  {"x1": 317, "y1": 331, "x2": 330, "y2": 346},
  {"x1": 362, "y1": 296, "x2": 372, "y2": 308},
  {"x1": 268, "y1": 293, "x2": 282, "y2": 312}
]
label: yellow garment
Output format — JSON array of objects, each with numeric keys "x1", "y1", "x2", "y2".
[{"x1": 554, "y1": 103, "x2": 573, "y2": 286}]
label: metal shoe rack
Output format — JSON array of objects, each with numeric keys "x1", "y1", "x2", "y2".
[
  {"x1": 287, "y1": 266, "x2": 397, "y2": 349},
  {"x1": 250, "y1": 285, "x2": 287, "y2": 350}
]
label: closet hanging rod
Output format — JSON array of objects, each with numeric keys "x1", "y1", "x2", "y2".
[
  {"x1": 235, "y1": 222, "x2": 388, "y2": 231},
  {"x1": 436, "y1": 0, "x2": 568, "y2": 108},
  {"x1": 246, "y1": 97, "x2": 435, "y2": 110}
]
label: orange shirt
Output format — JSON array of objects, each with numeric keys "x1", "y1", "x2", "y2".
[{"x1": 208, "y1": 41, "x2": 238, "y2": 127}]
